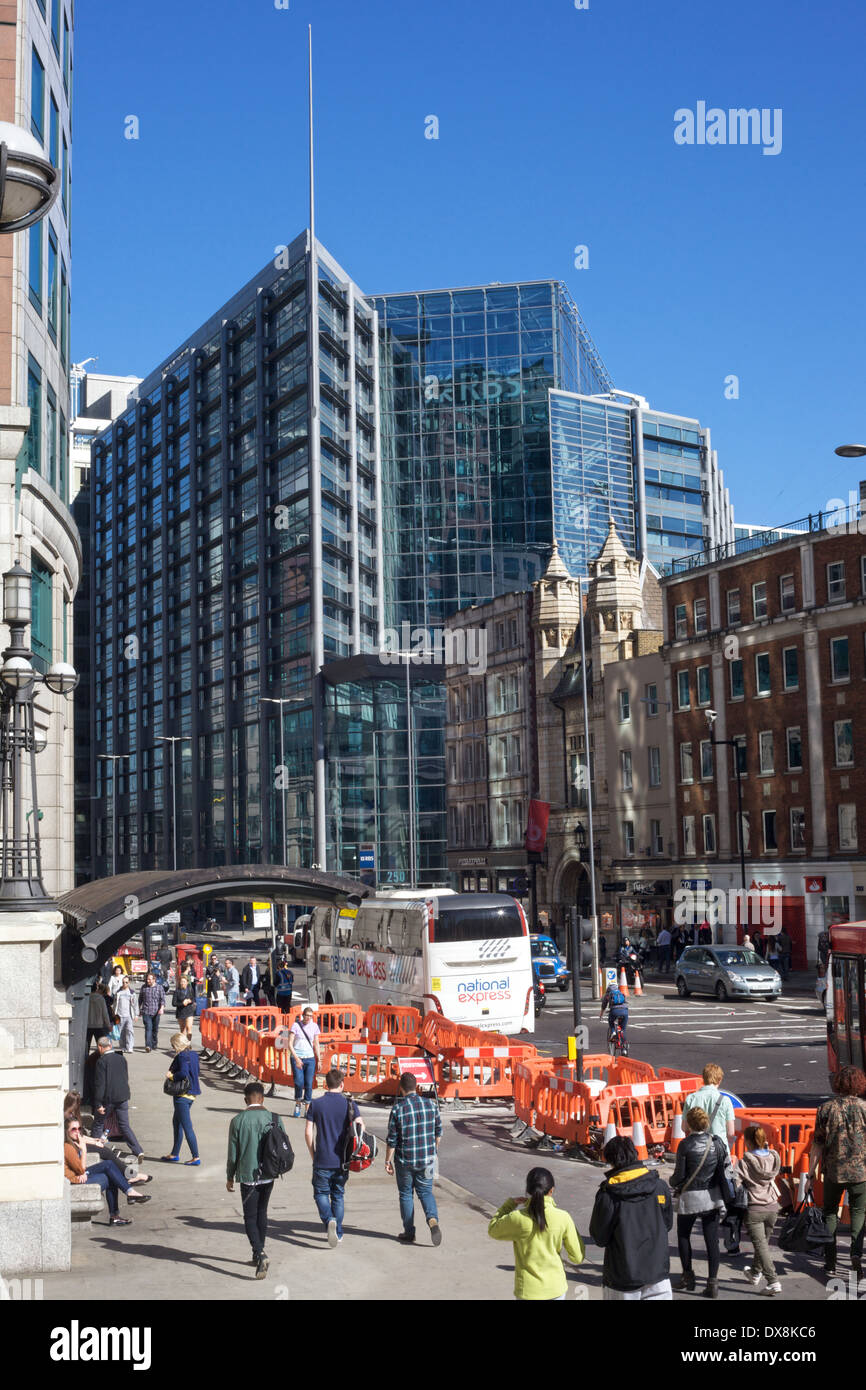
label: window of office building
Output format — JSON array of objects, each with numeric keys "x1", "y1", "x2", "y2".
[
  {"x1": 780, "y1": 574, "x2": 795, "y2": 612},
  {"x1": 752, "y1": 581, "x2": 767, "y2": 619},
  {"x1": 31, "y1": 47, "x2": 45, "y2": 143},
  {"x1": 730, "y1": 658, "x2": 744, "y2": 700},
  {"x1": 682, "y1": 815, "x2": 696, "y2": 856},
  {"x1": 674, "y1": 604, "x2": 687, "y2": 639},
  {"x1": 835, "y1": 719, "x2": 853, "y2": 768},
  {"x1": 697, "y1": 665, "x2": 711, "y2": 705},
  {"x1": 650, "y1": 818, "x2": 663, "y2": 855},
  {"x1": 30, "y1": 555, "x2": 52, "y2": 670},
  {"x1": 644, "y1": 683, "x2": 658, "y2": 716},
  {"x1": 763, "y1": 810, "x2": 777, "y2": 852},
  {"x1": 831, "y1": 636, "x2": 850, "y2": 682},
  {"x1": 680, "y1": 741, "x2": 693, "y2": 782},
  {"x1": 618, "y1": 689, "x2": 630, "y2": 722},
  {"x1": 700, "y1": 739, "x2": 713, "y2": 779},
  {"x1": 790, "y1": 808, "x2": 806, "y2": 851},
  {"x1": 47, "y1": 227, "x2": 58, "y2": 339},
  {"x1": 622, "y1": 819, "x2": 635, "y2": 856},
  {"x1": 759, "y1": 730, "x2": 774, "y2": 775},
  {"x1": 787, "y1": 727, "x2": 802, "y2": 771},
  {"x1": 839, "y1": 804, "x2": 857, "y2": 851},
  {"x1": 649, "y1": 745, "x2": 661, "y2": 786},
  {"x1": 783, "y1": 646, "x2": 799, "y2": 690},
  {"x1": 677, "y1": 670, "x2": 690, "y2": 709},
  {"x1": 621, "y1": 750, "x2": 632, "y2": 790},
  {"x1": 827, "y1": 561, "x2": 846, "y2": 603},
  {"x1": 703, "y1": 814, "x2": 716, "y2": 854},
  {"x1": 694, "y1": 598, "x2": 707, "y2": 635},
  {"x1": 755, "y1": 652, "x2": 771, "y2": 695},
  {"x1": 727, "y1": 588, "x2": 741, "y2": 625},
  {"x1": 28, "y1": 221, "x2": 42, "y2": 313}
]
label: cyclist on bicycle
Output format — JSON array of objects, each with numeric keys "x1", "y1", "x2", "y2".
[{"x1": 600, "y1": 983, "x2": 629, "y2": 1044}]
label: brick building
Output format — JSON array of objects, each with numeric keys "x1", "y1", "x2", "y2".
[{"x1": 661, "y1": 515, "x2": 866, "y2": 967}]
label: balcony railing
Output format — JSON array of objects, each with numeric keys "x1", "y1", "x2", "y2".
[{"x1": 666, "y1": 506, "x2": 855, "y2": 576}]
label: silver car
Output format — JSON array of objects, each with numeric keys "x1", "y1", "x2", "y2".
[{"x1": 675, "y1": 945, "x2": 782, "y2": 1001}]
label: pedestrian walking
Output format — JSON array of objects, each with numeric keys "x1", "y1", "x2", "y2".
[
  {"x1": 240, "y1": 956, "x2": 262, "y2": 1005},
  {"x1": 598, "y1": 934, "x2": 607, "y2": 965},
  {"x1": 224, "y1": 957, "x2": 240, "y2": 1006},
  {"x1": 205, "y1": 955, "x2": 224, "y2": 1005},
  {"x1": 226, "y1": 1080, "x2": 290, "y2": 1279},
  {"x1": 138, "y1": 972, "x2": 166, "y2": 1053},
  {"x1": 85, "y1": 982, "x2": 113, "y2": 1054},
  {"x1": 64, "y1": 1116, "x2": 151, "y2": 1227},
  {"x1": 671, "y1": 1107, "x2": 728, "y2": 1298},
  {"x1": 173, "y1": 966, "x2": 197, "y2": 1041},
  {"x1": 670, "y1": 926, "x2": 685, "y2": 961},
  {"x1": 742, "y1": 931, "x2": 754, "y2": 951},
  {"x1": 161, "y1": 1033, "x2": 201, "y2": 1165},
  {"x1": 809, "y1": 1064, "x2": 866, "y2": 1278},
  {"x1": 112, "y1": 977, "x2": 138, "y2": 1053},
  {"x1": 305, "y1": 1067, "x2": 358, "y2": 1246},
  {"x1": 107, "y1": 964, "x2": 125, "y2": 1002},
  {"x1": 274, "y1": 960, "x2": 294, "y2": 1014},
  {"x1": 682, "y1": 1063, "x2": 735, "y2": 1151},
  {"x1": 590, "y1": 1136, "x2": 673, "y2": 1300},
  {"x1": 776, "y1": 927, "x2": 793, "y2": 979},
  {"x1": 738, "y1": 1123, "x2": 783, "y2": 1295},
  {"x1": 156, "y1": 943, "x2": 173, "y2": 983},
  {"x1": 489, "y1": 1166, "x2": 584, "y2": 1300},
  {"x1": 385, "y1": 1072, "x2": 443, "y2": 1246},
  {"x1": 289, "y1": 1005, "x2": 321, "y2": 1118},
  {"x1": 698, "y1": 918, "x2": 713, "y2": 946},
  {"x1": 816, "y1": 929, "x2": 832, "y2": 973},
  {"x1": 767, "y1": 933, "x2": 782, "y2": 975},
  {"x1": 91, "y1": 1037, "x2": 145, "y2": 1159},
  {"x1": 656, "y1": 926, "x2": 672, "y2": 973}
]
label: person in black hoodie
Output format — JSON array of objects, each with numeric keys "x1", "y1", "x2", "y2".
[{"x1": 590, "y1": 1136, "x2": 673, "y2": 1300}]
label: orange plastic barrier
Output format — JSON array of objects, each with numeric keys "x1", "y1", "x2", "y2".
[
  {"x1": 365, "y1": 1004, "x2": 423, "y2": 1046},
  {"x1": 435, "y1": 1045, "x2": 537, "y2": 1100},
  {"x1": 326, "y1": 1043, "x2": 427, "y2": 1095},
  {"x1": 419, "y1": 1013, "x2": 463, "y2": 1054},
  {"x1": 281, "y1": 1003, "x2": 364, "y2": 1041}
]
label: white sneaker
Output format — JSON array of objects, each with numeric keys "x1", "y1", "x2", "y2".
[
  {"x1": 763, "y1": 1280, "x2": 782, "y2": 1296},
  {"x1": 327, "y1": 1218, "x2": 338, "y2": 1248},
  {"x1": 744, "y1": 1267, "x2": 762, "y2": 1286}
]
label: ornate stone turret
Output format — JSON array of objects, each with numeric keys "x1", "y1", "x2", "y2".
[
  {"x1": 588, "y1": 518, "x2": 643, "y2": 639},
  {"x1": 533, "y1": 541, "x2": 583, "y2": 674}
]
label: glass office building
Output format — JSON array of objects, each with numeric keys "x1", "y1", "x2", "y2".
[
  {"x1": 549, "y1": 389, "x2": 733, "y2": 576},
  {"x1": 372, "y1": 281, "x2": 612, "y2": 630},
  {"x1": 85, "y1": 232, "x2": 382, "y2": 882}
]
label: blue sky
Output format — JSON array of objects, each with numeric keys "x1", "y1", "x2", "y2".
[{"x1": 73, "y1": 0, "x2": 866, "y2": 526}]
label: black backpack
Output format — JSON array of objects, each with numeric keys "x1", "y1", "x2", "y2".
[{"x1": 256, "y1": 1113, "x2": 295, "y2": 1181}]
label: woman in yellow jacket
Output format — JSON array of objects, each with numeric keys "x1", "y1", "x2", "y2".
[{"x1": 488, "y1": 1167, "x2": 585, "y2": 1300}]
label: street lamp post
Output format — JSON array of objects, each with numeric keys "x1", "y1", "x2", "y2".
[
  {"x1": 157, "y1": 735, "x2": 190, "y2": 871},
  {"x1": 260, "y1": 695, "x2": 305, "y2": 870},
  {"x1": 0, "y1": 563, "x2": 78, "y2": 909},
  {"x1": 706, "y1": 710, "x2": 747, "y2": 935},
  {"x1": 577, "y1": 575, "x2": 601, "y2": 1001},
  {"x1": 97, "y1": 753, "x2": 130, "y2": 878}
]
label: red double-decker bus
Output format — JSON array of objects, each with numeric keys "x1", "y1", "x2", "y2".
[{"x1": 826, "y1": 923, "x2": 866, "y2": 1077}]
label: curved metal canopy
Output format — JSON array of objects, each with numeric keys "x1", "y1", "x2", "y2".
[{"x1": 58, "y1": 864, "x2": 368, "y2": 986}]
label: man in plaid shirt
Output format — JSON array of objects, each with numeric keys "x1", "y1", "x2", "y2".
[
  {"x1": 139, "y1": 973, "x2": 167, "y2": 1052},
  {"x1": 385, "y1": 1072, "x2": 443, "y2": 1247}
]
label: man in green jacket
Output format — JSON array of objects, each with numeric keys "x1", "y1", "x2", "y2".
[{"x1": 226, "y1": 1081, "x2": 288, "y2": 1279}]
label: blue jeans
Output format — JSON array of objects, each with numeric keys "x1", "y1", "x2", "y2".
[
  {"x1": 312, "y1": 1167, "x2": 347, "y2": 1237},
  {"x1": 170, "y1": 1096, "x2": 198, "y2": 1159},
  {"x1": 143, "y1": 1013, "x2": 161, "y2": 1049},
  {"x1": 394, "y1": 1158, "x2": 438, "y2": 1236},
  {"x1": 86, "y1": 1158, "x2": 131, "y2": 1217},
  {"x1": 609, "y1": 1008, "x2": 628, "y2": 1040},
  {"x1": 227, "y1": 987, "x2": 239, "y2": 1005},
  {"x1": 293, "y1": 1056, "x2": 316, "y2": 1103}
]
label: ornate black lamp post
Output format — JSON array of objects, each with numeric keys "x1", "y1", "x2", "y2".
[{"x1": 0, "y1": 562, "x2": 78, "y2": 909}]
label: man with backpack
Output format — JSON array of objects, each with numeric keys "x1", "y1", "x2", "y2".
[
  {"x1": 226, "y1": 1081, "x2": 293, "y2": 1279},
  {"x1": 305, "y1": 1068, "x2": 360, "y2": 1247}
]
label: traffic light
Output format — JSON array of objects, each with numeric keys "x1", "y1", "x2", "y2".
[{"x1": 579, "y1": 917, "x2": 593, "y2": 969}]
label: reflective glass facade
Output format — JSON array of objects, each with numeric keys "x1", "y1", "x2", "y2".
[
  {"x1": 86, "y1": 234, "x2": 381, "y2": 879},
  {"x1": 372, "y1": 281, "x2": 612, "y2": 629},
  {"x1": 549, "y1": 390, "x2": 733, "y2": 576}
]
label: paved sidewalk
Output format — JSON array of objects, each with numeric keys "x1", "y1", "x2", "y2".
[{"x1": 43, "y1": 1017, "x2": 839, "y2": 1302}]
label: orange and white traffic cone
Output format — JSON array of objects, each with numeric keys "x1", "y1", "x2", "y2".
[
  {"x1": 631, "y1": 1119, "x2": 648, "y2": 1159},
  {"x1": 618, "y1": 967, "x2": 630, "y2": 997},
  {"x1": 603, "y1": 1122, "x2": 617, "y2": 1150},
  {"x1": 668, "y1": 1111, "x2": 685, "y2": 1155},
  {"x1": 633, "y1": 970, "x2": 643, "y2": 996}
]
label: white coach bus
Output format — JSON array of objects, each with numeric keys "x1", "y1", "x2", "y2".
[{"x1": 308, "y1": 890, "x2": 534, "y2": 1034}]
